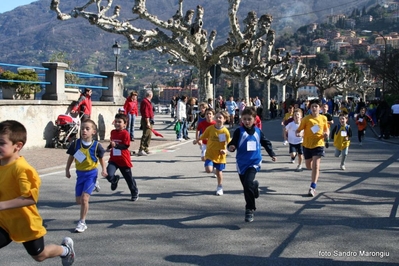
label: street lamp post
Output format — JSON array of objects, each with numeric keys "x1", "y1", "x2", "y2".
[{"x1": 112, "y1": 41, "x2": 121, "y2": 71}]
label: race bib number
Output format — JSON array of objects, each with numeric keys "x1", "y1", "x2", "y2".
[
  {"x1": 73, "y1": 150, "x2": 86, "y2": 163},
  {"x1": 247, "y1": 141, "x2": 256, "y2": 151},
  {"x1": 219, "y1": 134, "x2": 226, "y2": 142}
]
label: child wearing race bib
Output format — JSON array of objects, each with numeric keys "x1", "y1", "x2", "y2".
[
  {"x1": 196, "y1": 110, "x2": 230, "y2": 196},
  {"x1": 228, "y1": 107, "x2": 276, "y2": 222},
  {"x1": 296, "y1": 99, "x2": 329, "y2": 197},
  {"x1": 66, "y1": 119, "x2": 107, "y2": 233},
  {"x1": 106, "y1": 113, "x2": 139, "y2": 202},
  {"x1": 331, "y1": 112, "x2": 352, "y2": 170}
]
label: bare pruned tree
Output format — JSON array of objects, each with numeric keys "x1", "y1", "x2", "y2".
[{"x1": 50, "y1": 0, "x2": 275, "y2": 101}]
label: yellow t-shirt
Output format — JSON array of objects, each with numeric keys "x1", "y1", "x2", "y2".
[
  {"x1": 200, "y1": 125, "x2": 230, "y2": 164},
  {"x1": 297, "y1": 114, "x2": 328, "y2": 149},
  {"x1": 333, "y1": 125, "x2": 351, "y2": 151},
  {"x1": 0, "y1": 156, "x2": 46, "y2": 242}
]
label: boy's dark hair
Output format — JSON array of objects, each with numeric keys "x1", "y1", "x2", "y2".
[
  {"x1": 115, "y1": 113, "x2": 128, "y2": 123},
  {"x1": 0, "y1": 120, "x2": 27, "y2": 145},
  {"x1": 241, "y1": 106, "x2": 257, "y2": 117},
  {"x1": 81, "y1": 119, "x2": 98, "y2": 131},
  {"x1": 205, "y1": 108, "x2": 215, "y2": 114},
  {"x1": 339, "y1": 112, "x2": 349, "y2": 119},
  {"x1": 309, "y1": 99, "x2": 321, "y2": 106}
]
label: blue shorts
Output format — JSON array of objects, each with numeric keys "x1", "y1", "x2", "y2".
[
  {"x1": 303, "y1": 146, "x2": 324, "y2": 160},
  {"x1": 204, "y1": 159, "x2": 226, "y2": 171},
  {"x1": 289, "y1": 143, "x2": 303, "y2": 154},
  {"x1": 75, "y1": 168, "x2": 98, "y2": 197}
]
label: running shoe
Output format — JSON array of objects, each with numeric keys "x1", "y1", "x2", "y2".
[{"x1": 61, "y1": 237, "x2": 75, "y2": 266}]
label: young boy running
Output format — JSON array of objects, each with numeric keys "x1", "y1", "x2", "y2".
[
  {"x1": 106, "y1": 114, "x2": 139, "y2": 201},
  {"x1": 355, "y1": 107, "x2": 375, "y2": 145},
  {"x1": 66, "y1": 119, "x2": 107, "y2": 233},
  {"x1": 331, "y1": 112, "x2": 352, "y2": 170},
  {"x1": 322, "y1": 103, "x2": 334, "y2": 148},
  {"x1": 194, "y1": 108, "x2": 216, "y2": 161},
  {"x1": 285, "y1": 108, "x2": 304, "y2": 171},
  {"x1": 296, "y1": 99, "x2": 329, "y2": 197},
  {"x1": 194, "y1": 111, "x2": 230, "y2": 196},
  {"x1": 228, "y1": 107, "x2": 276, "y2": 222},
  {"x1": 0, "y1": 120, "x2": 75, "y2": 265}
]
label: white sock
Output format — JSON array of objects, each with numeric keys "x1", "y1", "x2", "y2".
[{"x1": 61, "y1": 246, "x2": 70, "y2": 257}]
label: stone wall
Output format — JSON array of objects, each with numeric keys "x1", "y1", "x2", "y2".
[{"x1": 0, "y1": 100, "x2": 123, "y2": 150}]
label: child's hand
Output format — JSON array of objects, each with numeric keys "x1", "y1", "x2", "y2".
[
  {"x1": 220, "y1": 149, "x2": 227, "y2": 155},
  {"x1": 110, "y1": 141, "x2": 116, "y2": 148},
  {"x1": 193, "y1": 139, "x2": 198, "y2": 145},
  {"x1": 101, "y1": 170, "x2": 108, "y2": 177},
  {"x1": 271, "y1": 156, "x2": 277, "y2": 162},
  {"x1": 197, "y1": 140, "x2": 203, "y2": 145},
  {"x1": 65, "y1": 170, "x2": 71, "y2": 178},
  {"x1": 228, "y1": 145, "x2": 236, "y2": 152}
]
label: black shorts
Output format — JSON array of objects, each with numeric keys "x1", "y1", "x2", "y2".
[
  {"x1": 289, "y1": 143, "x2": 303, "y2": 154},
  {"x1": 303, "y1": 146, "x2": 325, "y2": 160},
  {"x1": 0, "y1": 227, "x2": 44, "y2": 256}
]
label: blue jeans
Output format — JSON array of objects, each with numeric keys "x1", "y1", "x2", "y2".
[
  {"x1": 127, "y1": 114, "x2": 136, "y2": 140},
  {"x1": 177, "y1": 119, "x2": 188, "y2": 139}
]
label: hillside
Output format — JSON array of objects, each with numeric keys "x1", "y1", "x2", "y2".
[{"x1": 0, "y1": 0, "x2": 376, "y2": 88}]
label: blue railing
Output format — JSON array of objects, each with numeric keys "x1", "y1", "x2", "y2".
[{"x1": 0, "y1": 63, "x2": 108, "y2": 90}]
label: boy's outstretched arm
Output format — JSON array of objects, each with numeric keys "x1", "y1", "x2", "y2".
[
  {"x1": 0, "y1": 196, "x2": 35, "y2": 211},
  {"x1": 65, "y1": 155, "x2": 74, "y2": 178}
]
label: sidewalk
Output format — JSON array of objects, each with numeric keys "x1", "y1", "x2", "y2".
[{"x1": 21, "y1": 114, "x2": 179, "y2": 173}]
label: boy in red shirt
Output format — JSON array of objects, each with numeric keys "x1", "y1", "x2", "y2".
[
  {"x1": 106, "y1": 114, "x2": 139, "y2": 201},
  {"x1": 355, "y1": 107, "x2": 374, "y2": 145},
  {"x1": 194, "y1": 108, "x2": 216, "y2": 161}
]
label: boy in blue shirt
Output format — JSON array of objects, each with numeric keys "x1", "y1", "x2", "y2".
[{"x1": 228, "y1": 107, "x2": 276, "y2": 222}]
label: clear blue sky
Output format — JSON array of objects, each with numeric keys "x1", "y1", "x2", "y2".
[{"x1": 0, "y1": 0, "x2": 36, "y2": 14}]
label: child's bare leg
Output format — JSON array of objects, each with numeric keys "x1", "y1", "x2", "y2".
[
  {"x1": 205, "y1": 165, "x2": 213, "y2": 173},
  {"x1": 305, "y1": 158, "x2": 312, "y2": 169},
  {"x1": 311, "y1": 156, "x2": 321, "y2": 183},
  {"x1": 298, "y1": 154, "x2": 303, "y2": 165},
  {"x1": 32, "y1": 244, "x2": 63, "y2": 262},
  {"x1": 215, "y1": 169, "x2": 223, "y2": 186},
  {"x1": 76, "y1": 193, "x2": 90, "y2": 221}
]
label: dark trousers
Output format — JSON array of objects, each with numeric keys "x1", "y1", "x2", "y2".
[
  {"x1": 139, "y1": 118, "x2": 152, "y2": 152},
  {"x1": 239, "y1": 167, "x2": 258, "y2": 211},
  {"x1": 106, "y1": 162, "x2": 138, "y2": 196},
  {"x1": 392, "y1": 114, "x2": 399, "y2": 137},
  {"x1": 358, "y1": 129, "x2": 365, "y2": 142}
]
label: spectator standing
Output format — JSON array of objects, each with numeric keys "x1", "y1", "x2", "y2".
[
  {"x1": 176, "y1": 95, "x2": 189, "y2": 140},
  {"x1": 270, "y1": 99, "x2": 277, "y2": 119},
  {"x1": 138, "y1": 90, "x2": 154, "y2": 156},
  {"x1": 123, "y1": 91, "x2": 139, "y2": 142},
  {"x1": 71, "y1": 88, "x2": 92, "y2": 121},
  {"x1": 376, "y1": 100, "x2": 392, "y2": 139},
  {"x1": 170, "y1": 95, "x2": 177, "y2": 118}
]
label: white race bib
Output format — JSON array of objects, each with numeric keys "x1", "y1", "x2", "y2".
[
  {"x1": 247, "y1": 141, "x2": 256, "y2": 151},
  {"x1": 341, "y1": 130, "x2": 347, "y2": 137},
  {"x1": 73, "y1": 150, "x2": 86, "y2": 163},
  {"x1": 113, "y1": 148, "x2": 121, "y2": 156},
  {"x1": 311, "y1": 125, "x2": 320, "y2": 134},
  {"x1": 358, "y1": 118, "x2": 363, "y2": 123},
  {"x1": 218, "y1": 134, "x2": 226, "y2": 142}
]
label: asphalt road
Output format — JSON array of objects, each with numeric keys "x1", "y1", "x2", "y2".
[{"x1": 3, "y1": 115, "x2": 399, "y2": 265}]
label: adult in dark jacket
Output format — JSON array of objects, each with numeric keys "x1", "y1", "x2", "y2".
[{"x1": 376, "y1": 100, "x2": 391, "y2": 139}]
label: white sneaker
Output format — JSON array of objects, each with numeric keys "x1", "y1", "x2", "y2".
[
  {"x1": 137, "y1": 150, "x2": 147, "y2": 156},
  {"x1": 283, "y1": 140, "x2": 288, "y2": 145},
  {"x1": 295, "y1": 165, "x2": 303, "y2": 172},
  {"x1": 216, "y1": 185, "x2": 223, "y2": 196},
  {"x1": 61, "y1": 237, "x2": 75, "y2": 266},
  {"x1": 340, "y1": 164, "x2": 346, "y2": 170},
  {"x1": 291, "y1": 159, "x2": 295, "y2": 164},
  {"x1": 94, "y1": 180, "x2": 100, "y2": 192},
  {"x1": 75, "y1": 221, "x2": 87, "y2": 233},
  {"x1": 308, "y1": 188, "x2": 316, "y2": 197}
]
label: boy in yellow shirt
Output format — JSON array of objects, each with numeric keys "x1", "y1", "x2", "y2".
[
  {"x1": 0, "y1": 120, "x2": 75, "y2": 265},
  {"x1": 296, "y1": 99, "x2": 329, "y2": 197},
  {"x1": 331, "y1": 113, "x2": 352, "y2": 170}
]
